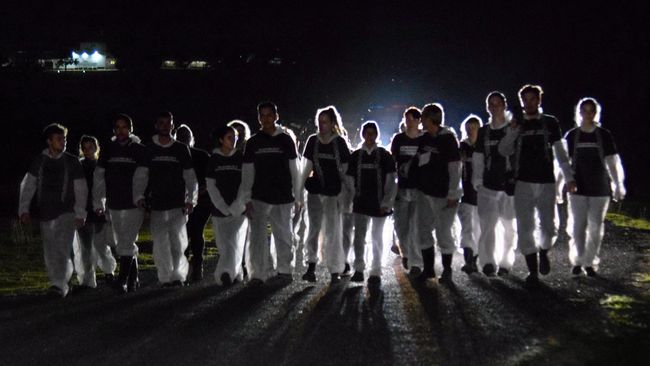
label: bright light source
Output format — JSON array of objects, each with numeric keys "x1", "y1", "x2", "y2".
[
  {"x1": 91, "y1": 51, "x2": 103, "y2": 62},
  {"x1": 81, "y1": 52, "x2": 89, "y2": 60},
  {"x1": 72, "y1": 52, "x2": 80, "y2": 60}
]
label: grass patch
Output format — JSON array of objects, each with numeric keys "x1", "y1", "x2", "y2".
[{"x1": 606, "y1": 213, "x2": 650, "y2": 231}]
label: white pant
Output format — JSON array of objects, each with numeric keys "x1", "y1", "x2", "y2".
[
  {"x1": 109, "y1": 208, "x2": 143, "y2": 257},
  {"x1": 477, "y1": 188, "x2": 517, "y2": 269},
  {"x1": 393, "y1": 188, "x2": 420, "y2": 267},
  {"x1": 342, "y1": 212, "x2": 354, "y2": 264},
  {"x1": 150, "y1": 209, "x2": 189, "y2": 283},
  {"x1": 248, "y1": 200, "x2": 295, "y2": 281},
  {"x1": 74, "y1": 221, "x2": 117, "y2": 287},
  {"x1": 568, "y1": 194, "x2": 610, "y2": 268},
  {"x1": 40, "y1": 213, "x2": 76, "y2": 296},
  {"x1": 352, "y1": 214, "x2": 387, "y2": 276},
  {"x1": 514, "y1": 182, "x2": 557, "y2": 255},
  {"x1": 212, "y1": 214, "x2": 248, "y2": 284},
  {"x1": 416, "y1": 192, "x2": 459, "y2": 255},
  {"x1": 304, "y1": 194, "x2": 345, "y2": 274},
  {"x1": 458, "y1": 203, "x2": 480, "y2": 253}
]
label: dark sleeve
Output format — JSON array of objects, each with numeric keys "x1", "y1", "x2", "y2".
[
  {"x1": 548, "y1": 116, "x2": 562, "y2": 144},
  {"x1": 445, "y1": 134, "x2": 461, "y2": 162},
  {"x1": 601, "y1": 128, "x2": 618, "y2": 156},
  {"x1": 70, "y1": 156, "x2": 85, "y2": 179},
  {"x1": 284, "y1": 135, "x2": 298, "y2": 160},
  {"x1": 390, "y1": 134, "x2": 400, "y2": 157},
  {"x1": 346, "y1": 151, "x2": 358, "y2": 176},
  {"x1": 97, "y1": 146, "x2": 108, "y2": 168},
  {"x1": 180, "y1": 144, "x2": 193, "y2": 169},
  {"x1": 205, "y1": 156, "x2": 216, "y2": 179},
  {"x1": 475, "y1": 128, "x2": 485, "y2": 155},
  {"x1": 337, "y1": 136, "x2": 351, "y2": 163},
  {"x1": 139, "y1": 145, "x2": 151, "y2": 167},
  {"x1": 564, "y1": 129, "x2": 576, "y2": 158},
  {"x1": 382, "y1": 149, "x2": 397, "y2": 173},
  {"x1": 243, "y1": 136, "x2": 255, "y2": 163},
  {"x1": 303, "y1": 136, "x2": 315, "y2": 161},
  {"x1": 27, "y1": 155, "x2": 42, "y2": 176}
]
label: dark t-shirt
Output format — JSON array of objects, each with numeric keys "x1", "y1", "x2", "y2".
[
  {"x1": 97, "y1": 139, "x2": 146, "y2": 210},
  {"x1": 475, "y1": 124, "x2": 512, "y2": 192},
  {"x1": 206, "y1": 150, "x2": 243, "y2": 217},
  {"x1": 460, "y1": 141, "x2": 477, "y2": 205},
  {"x1": 243, "y1": 130, "x2": 298, "y2": 204},
  {"x1": 416, "y1": 130, "x2": 461, "y2": 198},
  {"x1": 516, "y1": 114, "x2": 562, "y2": 184},
  {"x1": 189, "y1": 146, "x2": 211, "y2": 206},
  {"x1": 302, "y1": 134, "x2": 351, "y2": 196},
  {"x1": 565, "y1": 126, "x2": 617, "y2": 197},
  {"x1": 390, "y1": 132, "x2": 421, "y2": 189},
  {"x1": 28, "y1": 152, "x2": 84, "y2": 221},
  {"x1": 346, "y1": 146, "x2": 396, "y2": 217},
  {"x1": 81, "y1": 158, "x2": 104, "y2": 223},
  {"x1": 142, "y1": 141, "x2": 193, "y2": 211}
]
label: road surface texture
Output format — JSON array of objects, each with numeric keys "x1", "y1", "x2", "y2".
[{"x1": 1, "y1": 221, "x2": 649, "y2": 366}]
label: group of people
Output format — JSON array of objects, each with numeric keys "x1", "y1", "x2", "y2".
[{"x1": 18, "y1": 84, "x2": 626, "y2": 298}]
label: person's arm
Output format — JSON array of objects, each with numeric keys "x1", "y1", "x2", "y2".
[
  {"x1": 132, "y1": 167, "x2": 149, "y2": 207},
  {"x1": 447, "y1": 160, "x2": 463, "y2": 201},
  {"x1": 553, "y1": 139, "x2": 574, "y2": 183},
  {"x1": 92, "y1": 166, "x2": 106, "y2": 212},
  {"x1": 206, "y1": 177, "x2": 231, "y2": 215},
  {"x1": 605, "y1": 154, "x2": 626, "y2": 201},
  {"x1": 289, "y1": 158, "x2": 302, "y2": 204},
  {"x1": 18, "y1": 173, "x2": 37, "y2": 218},
  {"x1": 472, "y1": 152, "x2": 484, "y2": 191},
  {"x1": 498, "y1": 125, "x2": 519, "y2": 157},
  {"x1": 381, "y1": 172, "x2": 398, "y2": 209},
  {"x1": 183, "y1": 168, "x2": 199, "y2": 206},
  {"x1": 73, "y1": 178, "x2": 88, "y2": 220}
]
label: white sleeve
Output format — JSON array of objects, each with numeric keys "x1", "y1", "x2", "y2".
[
  {"x1": 380, "y1": 172, "x2": 398, "y2": 208},
  {"x1": 73, "y1": 179, "x2": 88, "y2": 220},
  {"x1": 92, "y1": 166, "x2": 106, "y2": 211},
  {"x1": 132, "y1": 166, "x2": 149, "y2": 205},
  {"x1": 183, "y1": 168, "x2": 199, "y2": 206},
  {"x1": 18, "y1": 173, "x2": 37, "y2": 216},
  {"x1": 289, "y1": 158, "x2": 302, "y2": 203},
  {"x1": 472, "y1": 152, "x2": 484, "y2": 190},
  {"x1": 205, "y1": 177, "x2": 230, "y2": 215},
  {"x1": 553, "y1": 139, "x2": 574, "y2": 182},
  {"x1": 239, "y1": 163, "x2": 255, "y2": 204},
  {"x1": 605, "y1": 154, "x2": 626, "y2": 201},
  {"x1": 300, "y1": 159, "x2": 313, "y2": 192},
  {"x1": 447, "y1": 160, "x2": 463, "y2": 200},
  {"x1": 498, "y1": 127, "x2": 519, "y2": 157}
]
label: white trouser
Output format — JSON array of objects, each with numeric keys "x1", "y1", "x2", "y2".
[
  {"x1": 40, "y1": 213, "x2": 76, "y2": 296},
  {"x1": 393, "y1": 188, "x2": 420, "y2": 267},
  {"x1": 150, "y1": 208, "x2": 189, "y2": 283},
  {"x1": 458, "y1": 203, "x2": 480, "y2": 253},
  {"x1": 568, "y1": 194, "x2": 610, "y2": 268},
  {"x1": 416, "y1": 192, "x2": 459, "y2": 255},
  {"x1": 514, "y1": 181, "x2": 557, "y2": 255},
  {"x1": 74, "y1": 222, "x2": 117, "y2": 287},
  {"x1": 477, "y1": 188, "x2": 517, "y2": 269},
  {"x1": 352, "y1": 214, "x2": 387, "y2": 276},
  {"x1": 248, "y1": 200, "x2": 295, "y2": 281},
  {"x1": 212, "y1": 214, "x2": 249, "y2": 284},
  {"x1": 342, "y1": 212, "x2": 354, "y2": 264},
  {"x1": 304, "y1": 194, "x2": 345, "y2": 273},
  {"x1": 109, "y1": 208, "x2": 143, "y2": 257}
]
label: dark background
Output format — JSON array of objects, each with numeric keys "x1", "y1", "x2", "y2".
[{"x1": 1, "y1": 1, "x2": 648, "y2": 213}]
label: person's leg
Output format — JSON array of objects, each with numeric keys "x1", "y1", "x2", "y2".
[
  {"x1": 478, "y1": 188, "x2": 499, "y2": 270},
  {"x1": 247, "y1": 200, "x2": 273, "y2": 281},
  {"x1": 369, "y1": 216, "x2": 387, "y2": 278},
  {"x1": 458, "y1": 202, "x2": 479, "y2": 273},
  {"x1": 341, "y1": 212, "x2": 354, "y2": 274},
  {"x1": 213, "y1": 214, "x2": 248, "y2": 285},
  {"x1": 167, "y1": 209, "x2": 190, "y2": 283},
  {"x1": 92, "y1": 222, "x2": 117, "y2": 277},
  {"x1": 186, "y1": 202, "x2": 211, "y2": 280},
  {"x1": 433, "y1": 197, "x2": 458, "y2": 281},
  {"x1": 150, "y1": 210, "x2": 173, "y2": 284},
  {"x1": 269, "y1": 203, "x2": 296, "y2": 275},
  {"x1": 322, "y1": 195, "x2": 345, "y2": 275},
  {"x1": 41, "y1": 214, "x2": 76, "y2": 296},
  {"x1": 497, "y1": 193, "x2": 517, "y2": 271},
  {"x1": 568, "y1": 194, "x2": 588, "y2": 267},
  {"x1": 584, "y1": 196, "x2": 610, "y2": 271},
  {"x1": 416, "y1": 193, "x2": 437, "y2": 279},
  {"x1": 536, "y1": 183, "x2": 558, "y2": 275},
  {"x1": 75, "y1": 222, "x2": 97, "y2": 287},
  {"x1": 303, "y1": 194, "x2": 324, "y2": 271},
  {"x1": 351, "y1": 213, "x2": 370, "y2": 280},
  {"x1": 515, "y1": 182, "x2": 539, "y2": 283},
  {"x1": 393, "y1": 190, "x2": 411, "y2": 264}
]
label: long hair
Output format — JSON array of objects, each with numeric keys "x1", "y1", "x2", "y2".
[
  {"x1": 79, "y1": 135, "x2": 100, "y2": 160},
  {"x1": 460, "y1": 114, "x2": 483, "y2": 141},
  {"x1": 212, "y1": 125, "x2": 236, "y2": 148},
  {"x1": 574, "y1": 97, "x2": 602, "y2": 125},
  {"x1": 227, "y1": 120, "x2": 251, "y2": 141},
  {"x1": 315, "y1": 105, "x2": 347, "y2": 137}
]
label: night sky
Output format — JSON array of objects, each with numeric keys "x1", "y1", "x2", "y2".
[{"x1": 1, "y1": 2, "x2": 649, "y2": 203}]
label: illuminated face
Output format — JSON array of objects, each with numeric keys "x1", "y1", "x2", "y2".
[
  {"x1": 362, "y1": 127, "x2": 378, "y2": 145},
  {"x1": 521, "y1": 92, "x2": 541, "y2": 115},
  {"x1": 114, "y1": 119, "x2": 131, "y2": 142},
  {"x1": 219, "y1": 130, "x2": 236, "y2": 151},
  {"x1": 81, "y1": 141, "x2": 97, "y2": 160},
  {"x1": 465, "y1": 122, "x2": 480, "y2": 142},
  {"x1": 155, "y1": 117, "x2": 174, "y2": 137},
  {"x1": 405, "y1": 113, "x2": 420, "y2": 130},
  {"x1": 421, "y1": 117, "x2": 436, "y2": 134},
  {"x1": 487, "y1": 95, "x2": 506, "y2": 118},
  {"x1": 47, "y1": 133, "x2": 66, "y2": 154},
  {"x1": 258, "y1": 107, "x2": 278, "y2": 130},
  {"x1": 318, "y1": 113, "x2": 333, "y2": 135},
  {"x1": 580, "y1": 103, "x2": 597, "y2": 124}
]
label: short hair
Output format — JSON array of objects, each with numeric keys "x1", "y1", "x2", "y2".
[
  {"x1": 227, "y1": 120, "x2": 251, "y2": 141},
  {"x1": 175, "y1": 124, "x2": 194, "y2": 147},
  {"x1": 257, "y1": 101, "x2": 278, "y2": 115},
  {"x1": 403, "y1": 106, "x2": 422, "y2": 120},
  {"x1": 79, "y1": 135, "x2": 100, "y2": 159},
  {"x1": 212, "y1": 125, "x2": 236, "y2": 148},
  {"x1": 360, "y1": 120, "x2": 380, "y2": 140},
  {"x1": 156, "y1": 110, "x2": 174, "y2": 121},
  {"x1": 485, "y1": 91, "x2": 507, "y2": 107},
  {"x1": 43, "y1": 123, "x2": 68, "y2": 140},
  {"x1": 460, "y1": 114, "x2": 483, "y2": 141},
  {"x1": 113, "y1": 113, "x2": 133, "y2": 132},
  {"x1": 575, "y1": 97, "x2": 602, "y2": 124},
  {"x1": 421, "y1": 103, "x2": 445, "y2": 125},
  {"x1": 315, "y1": 105, "x2": 347, "y2": 137},
  {"x1": 518, "y1": 84, "x2": 544, "y2": 101}
]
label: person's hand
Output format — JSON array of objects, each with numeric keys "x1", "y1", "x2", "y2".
[
  {"x1": 183, "y1": 202, "x2": 194, "y2": 215},
  {"x1": 446, "y1": 199, "x2": 459, "y2": 208},
  {"x1": 613, "y1": 185, "x2": 626, "y2": 202},
  {"x1": 245, "y1": 202, "x2": 254, "y2": 219},
  {"x1": 75, "y1": 218, "x2": 85, "y2": 229},
  {"x1": 137, "y1": 199, "x2": 146, "y2": 210},
  {"x1": 566, "y1": 181, "x2": 577, "y2": 194},
  {"x1": 380, "y1": 206, "x2": 391, "y2": 215},
  {"x1": 95, "y1": 208, "x2": 105, "y2": 216},
  {"x1": 19, "y1": 213, "x2": 31, "y2": 225}
]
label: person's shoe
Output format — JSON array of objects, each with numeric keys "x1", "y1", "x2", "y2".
[
  {"x1": 341, "y1": 263, "x2": 351, "y2": 277},
  {"x1": 242, "y1": 264, "x2": 248, "y2": 278},
  {"x1": 191, "y1": 266, "x2": 204, "y2": 283},
  {"x1": 440, "y1": 268, "x2": 453, "y2": 283},
  {"x1": 302, "y1": 262, "x2": 317, "y2": 282},
  {"x1": 525, "y1": 273, "x2": 540, "y2": 288},
  {"x1": 409, "y1": 266, "x2": 422, "y2": 277},
  {"x1": 461, "y1": 248, "x2": 477, "y2": 274},
  {"x1": 47, "y1": 285, "x2": 65, "y2": 298},
  {"x1": 172, "y1": 280, "x2": 185, "y2": 287},
  {"x1": 161, "y1": 282, "x2": 174, "y2": 288},
  {"x1": 113, "y1": 256, "x2": 133, "y2": 294},
  {"x1": 585, "y1": 267, "x2": 597, "y2": 277},
  {"x1": 416, "y1": 269, "x2": 436, "y2": 282},
  {"x1": 572, "y1": 266, "x2": 583, "y2": 276},
  {"x1": 127, "y1": 257, "x2": 139, "y2": 293},
  {"x1": 402, "y1": 257, "x2": 409, "y2": 270},
  {"x1": 330, "y1": 273, "x2": 341, "y2": 284},
  {"x1": 497, "y1": 268, "x2": 510, "y2": 276},
  {"x1": 350, "y1": 271, "x2": 364, "y2": 282},
  {"x1": 483, "y1": 264, "x2": 496, "y2": 277},
  {"x1": 539, "y1": 249, "x2": 551, "y2": 275},
  {"x1": 391, "y1": 244, "x2": 400, "y2": 256},
  {"x1": 221, "y1": 272, "x2": 232, "y2": 286},
  {"x1": 247, "y1": 278, "x2": 264, "y2": 287},
  {"x1": 367, "y1": 275, "x2": 381, "y2": 285},
  {"x1": 103, "y1": 273, "x2": 114, "y2": 284}
]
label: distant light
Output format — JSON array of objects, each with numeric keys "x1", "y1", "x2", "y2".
[
  {"x1": 81, "y1": 52, "x2": 89, "y2": 60},
  {"x1": 91, "y1": 51, "x2": 103, "y2": 62},
  {"x1": 72, "y1": 52, "x2": 80, "y2": 60}
]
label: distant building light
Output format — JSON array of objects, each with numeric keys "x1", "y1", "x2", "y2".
[
  {"x1": 91, "y1": 51, "x2": 103, "y2": 62},
  {"x1": 72, "y1": 52, "x2": 80, "y2": 60},
  {"x1": 188, "y1": 60, "x2": 208, "y2": 69},
  {"x1": 162, "y1": 60, "x2": 177, "y2": 68},
  {"x1": 81, "y1": 52, "x2": 89, "y2": 60},
  {"x1": 109, "y1": 59, "x2": 116, "y2": 65},
  {"x1": 269, "y1": 57, "x2": 283, "y2": 65}
]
